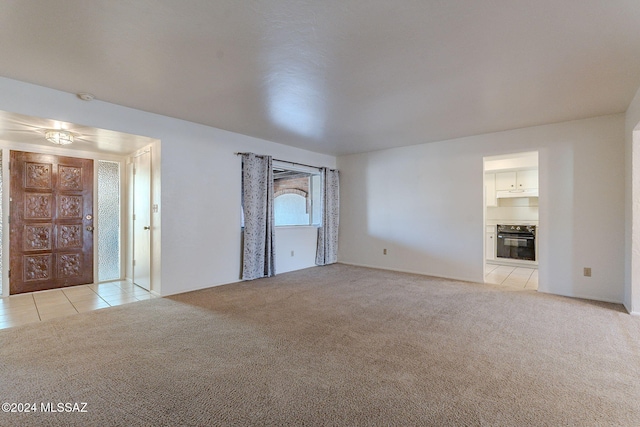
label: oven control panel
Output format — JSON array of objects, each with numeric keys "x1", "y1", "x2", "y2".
[{"x1": 497, "y1": 224, "x2": 536, "y2": 235}]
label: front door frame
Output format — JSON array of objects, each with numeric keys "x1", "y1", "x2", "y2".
[{"x1": 0, "y1": 144, "x2": 126, "y2": 297}]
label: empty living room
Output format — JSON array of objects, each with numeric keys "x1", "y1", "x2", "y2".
[{"x1": 1, "y1": 1, "x2": 640, "y2": 426}]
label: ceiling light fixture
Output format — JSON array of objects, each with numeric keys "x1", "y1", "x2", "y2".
[{"x1": 45, "y1": 130, "x2": 74, "y2": 145}]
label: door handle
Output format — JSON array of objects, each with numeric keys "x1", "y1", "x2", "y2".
[{"x1": 144, "y1": 226, "x2": 151, "y2": 230}]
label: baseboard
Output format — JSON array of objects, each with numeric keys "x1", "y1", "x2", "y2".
[
  {"x1": 160, "y1": 278, "x2": 243, "y2": 297},
  {"x1": 536, "y1": 288, "x2": 624, "y2": 306},
  {"x1": 621, "y1": 302, "x2": 640, "y2": 316},
  {"x1": 340, "y1": 262, "x2": 628, "y2": 308},
  {"x1": 337, "y1": 262, "x2": 481, "y2": 284}
]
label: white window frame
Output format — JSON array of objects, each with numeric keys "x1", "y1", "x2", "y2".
[{"x1": 273, "y1": 161, "x2": 322, "y2": 227}]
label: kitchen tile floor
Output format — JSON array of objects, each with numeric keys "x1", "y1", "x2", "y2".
[
  {"x1": 485, "y1": 264, "x2": 538, "y2": 290},
  {"x1": 0, "y1": 281, "x2": 157, "y2": 330}
]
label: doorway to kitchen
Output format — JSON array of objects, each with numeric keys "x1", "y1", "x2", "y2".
[{"x1": 483, "y1": 151, "x2": 539, "y2": 290}]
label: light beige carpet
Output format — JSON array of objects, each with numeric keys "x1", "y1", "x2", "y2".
[{"x1": 0, "y1": 264, "x2": 639, "y2": 426}]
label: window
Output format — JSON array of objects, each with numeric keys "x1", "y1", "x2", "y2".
[
  {"x1": 97, "y1": 160, "x2": 121, "y2": 281},
  {"x1": 273, "y1": 162, "x2": 322, "y2": 226}
]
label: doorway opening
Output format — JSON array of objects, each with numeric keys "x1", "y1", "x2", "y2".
[
  {"x1": 0, "y1": 109, "x2": 161, "y2": 297},
  {"x1": 483, "y1": 151, "x2": 539, "y2": 290}
]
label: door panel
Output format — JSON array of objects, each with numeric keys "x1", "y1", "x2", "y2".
[
  {"x1": 10, "y1": 151, "x2": 94, "y2": 294},
  {"x1": 133, "y1": 150, "x2": 151, "y2": 290}
]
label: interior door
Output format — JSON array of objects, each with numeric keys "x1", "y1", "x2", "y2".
[
  {"x1": 10, "y1": 151, "x2": 94, "y2": 294},
  {"x1": 133, "y1": 150, "x2": 151, "y2": 290}
]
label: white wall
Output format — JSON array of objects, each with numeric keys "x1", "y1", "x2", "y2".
[
  {"x1": 338, "y1": 114, "x2": 626, "y2": 303},
  {"x1": 275, "y1": 227, "x2": 318, "y2": 274},
  {"x1": 486, "y1": 198, "x2": 539, "y2": 223},
  {"x1": 625, "y1": 85, "x2": 640, "y2": 314},
  {"x1": 0, "y1": 77, "x2": 335, "y2": 296}
]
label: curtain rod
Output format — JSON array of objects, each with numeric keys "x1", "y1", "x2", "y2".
[{"x1": 234, "y1": 152, "x2": 336, "y2": 171}]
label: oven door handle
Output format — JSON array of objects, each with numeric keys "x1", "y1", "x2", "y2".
[{"x1": 498, "y1": 235, "x2": 535, "y2": 240}]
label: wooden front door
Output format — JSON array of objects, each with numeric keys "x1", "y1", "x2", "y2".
[{"x1": 10, "y1": 151, "x2": 94, "y2": 294}]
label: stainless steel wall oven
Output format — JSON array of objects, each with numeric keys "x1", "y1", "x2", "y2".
[{"x1": 496, "y1": 224, "x2": 536, "y2": 261}]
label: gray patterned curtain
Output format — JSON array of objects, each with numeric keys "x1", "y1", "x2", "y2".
[
  {"x1": 316, "y1": 168, "x2": 340, "y2": 265},
  {"x1": 241, "y1": 153, "x2": 275, "y2": 280}
]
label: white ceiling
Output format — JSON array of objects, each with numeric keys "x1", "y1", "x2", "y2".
[
  {"x1": 1, "y1": 0, "x2": 639, "y2": 156},
  {"x1": 0, "y1": 110, "x2": 156, "y2": 156}
]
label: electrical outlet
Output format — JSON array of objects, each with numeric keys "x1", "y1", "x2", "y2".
[
  {"x1": 383, "y1": 248, "x2": 387, "y2": 255},
  {"x1": 291, "y1": 250, "x2": 294, "y2": 257},
  {"x1": 584, "y1": 267, "x2": 591, "y2": 277}
]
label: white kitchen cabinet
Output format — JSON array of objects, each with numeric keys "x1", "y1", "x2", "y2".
[
  {"x1": 495, "y1": 169, "x2": 538, "y2": 191},
  {"x1": 516, "y1": 169, "x2": 538, "y2": 189},
  {"x1": 485, "y1": 173, "x2": 497, "y2": 207},
  {"x1": 486, "y1": 228, "x2": 496, "y2": 260},
  {"x1": 495, "y1": 171, "x2": 517, "y2": 191}
]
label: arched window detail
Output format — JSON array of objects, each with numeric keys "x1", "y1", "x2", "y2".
[
  {"x1": 272, "y1": 162, "x2": 322, "y2": 226},
  {"x1": 274, "y1": 193, "x2": 309, "y2": 226},
  {"x1": 275, "y1": 188, "x2": 308, "y2": 199}
]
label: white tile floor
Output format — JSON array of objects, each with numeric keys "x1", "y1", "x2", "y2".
[
  {"x1": 0, "y1": 281, "x2": 157, "y2": 330},
  {"x1": 485, "y1": 264, "x2": 538, "y2": 290}
]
